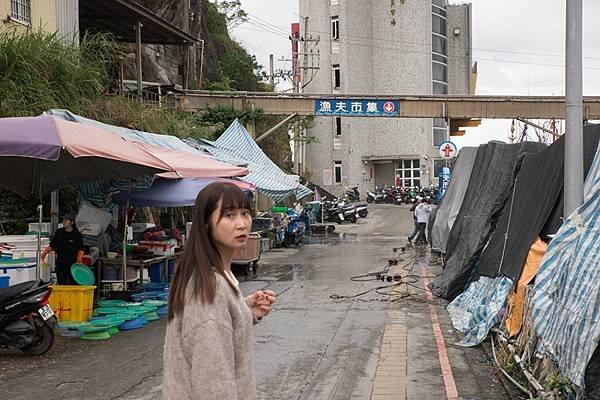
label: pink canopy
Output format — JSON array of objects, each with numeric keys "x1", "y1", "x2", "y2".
[{"x1": 137, "y1": 143, "x2": 249, "y2": 179}]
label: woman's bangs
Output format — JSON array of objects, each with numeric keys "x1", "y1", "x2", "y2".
[{"x1": 218, "y1": 184, "x2": 251, "y2": 217}]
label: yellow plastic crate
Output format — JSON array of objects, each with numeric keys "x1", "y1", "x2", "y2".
[{"x1": 49, "y1": 285, "x2": 96, "y2": 322}]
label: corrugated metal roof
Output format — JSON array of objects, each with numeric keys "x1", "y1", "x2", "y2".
[{"x1": 79, "y1": 0, "x2": 198, "y2": 45}]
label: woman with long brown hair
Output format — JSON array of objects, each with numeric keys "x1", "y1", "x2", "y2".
[{"x1": 163, "y1": 182, "x2": 276, "y2": 400}]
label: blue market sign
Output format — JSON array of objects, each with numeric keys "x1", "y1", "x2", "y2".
[{"x1": 315, "y1": 99, "x2": 399, "y2": 117}]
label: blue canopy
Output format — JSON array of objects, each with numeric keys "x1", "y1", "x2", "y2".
[{"x1": 112, "y1": 178, "x2": 252, "y2": 207}]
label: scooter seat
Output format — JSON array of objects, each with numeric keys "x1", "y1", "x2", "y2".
[{"x1": 0, "y1": 280, "x2": 39, "y2": 305}]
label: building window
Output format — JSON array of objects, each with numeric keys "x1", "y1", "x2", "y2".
[
  {"x1": 432, "y1": 14, "x2": 446, "y2": 36},
  {"x1": 395, "y1": 159, "x2": 421, "y2": 188},
  {"x1": 330, "y1": 0, "x2": 339, "y2": 5},
  {"x1": 335, "y1": 117, "x2": 342, "y2": 136},
  {"x1": 432, "y1": 62, "x2": 447, "y2": 83},
  {"x1": 334, "y1": 161, "x2": 342, "y2": 184},
  {"x1": 11, "y1": 0, "x2": 31, "y2": 25},
  {"x1": 331, "y1": 16, "x2": 339, "y2": 40},
  {"x1": 332, "y1": 64, "x2": 341, "y2": 89},
  {"x1": 432, "y1": 34, "x2": 447, "y2": 56},
  {"x1": 433, "y1": 81, "x2": 448, "y2": 94}
]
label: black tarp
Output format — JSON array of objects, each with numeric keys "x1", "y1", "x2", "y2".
[
  {"x1": 431, "y1": 141, "x2": 546, "y2": 300},
  {"x1": 430, "y1": 147, "x2": 478, "y2": 253},
  {"x1": 472, "y1": 126, "x2": 600, "y2": 282},
  {"x1": 586, "y1": 345, "x2": 600, "y2": 399}
]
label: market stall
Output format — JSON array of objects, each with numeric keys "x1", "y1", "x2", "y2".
[{"x1": 0, "y1": 115, "x2": 173, "y2": 282}]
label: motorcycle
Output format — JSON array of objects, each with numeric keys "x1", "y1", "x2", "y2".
[
  {"x1": 283, "y1": 209, "x2": 306, "y2": 247},
  {"x1": 355, "y1": 203, "x2": 369, "y2": 218},
  {"x1": 341, "y1": 205, "x2": 358, "y2": 223},
  {"x1": 345, "y1": 186, "x2": 360, "y2": 202},
  {"x1": 0, "y1": 280, "x2": 56, "y2": 355},
  {"x1": 366, "y1": 190, "x2": 385, "y2": 204}
]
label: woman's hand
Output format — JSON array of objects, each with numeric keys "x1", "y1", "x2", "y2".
[{"x1": 247, "y1": 290, "x2": 276, "y2": 320}]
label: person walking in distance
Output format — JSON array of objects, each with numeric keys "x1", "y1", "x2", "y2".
[
  {"x1": 407, "y1": 197, "x2": 422, "y2": 243},
  {"x1": 413, "y1": 199, "x2": 432, "y2": 246},
  {"x1": 163, "y1": 182, "x2": 276, "y2": 400}
]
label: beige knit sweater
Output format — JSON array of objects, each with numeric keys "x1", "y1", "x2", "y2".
[{"x1": 163, "y1": 273, "x2": 255, "y2": 400}]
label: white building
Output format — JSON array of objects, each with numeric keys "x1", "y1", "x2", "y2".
[{"x1": 299, "y1": 0, "x2": 473, "y2": 197}]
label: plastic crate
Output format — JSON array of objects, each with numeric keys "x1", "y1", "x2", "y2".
[
  {"x1": 49, "y1": 285, "x2": 96, "y2": 322},
  {"x1": 0, "y1": 276, "x2": 9, "y2": 288},
  {"x1": 259, "y1": 238, "x2": 270, "y2": 253}
]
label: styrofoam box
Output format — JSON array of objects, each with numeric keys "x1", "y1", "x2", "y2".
[
  {"x1": 79, "y1": 223, "x2": 103, "y2": 237},
  {"x1": 0, "y1": 235, "x2": 50, "y2": 246},
  {"x1": 28, "y1": 222, "x2": 52, "y2": 233},
  {"x1": 131, "y1": 223, "x2": 156, "y2": 233},
  {"x1": 77, "y1": 203, "x2": 112, "y2": 233},
  {"x1": 0, "y1": 264, "x2": 37, "y2": 286},
  {"x1": 186, "y1": 222, "x2": 193, "y2": 239}
]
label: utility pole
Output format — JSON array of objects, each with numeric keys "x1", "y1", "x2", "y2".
[
  {"x1": 182, "y1": 0, "x2": 191, "y2": 89},
  {"x1": 269, "y1": 54, "x2": 275, "y2": 85},
  {"x1": 565, "y1": 0, "x2": 584, "y2": 215},
  {"x1": 136, "y1": 22, "x2": 143, "y2": 100},
  {"x1": 294, "y1": 17, "x2": 311, "y2": 174}
]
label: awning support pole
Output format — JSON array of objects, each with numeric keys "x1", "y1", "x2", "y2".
[
  {"x1": 256, "y1": 113, "x2": 298, "y2": 143},
  {"x1": 136, "y1": 21, "x2": 143, "y2": 101}
]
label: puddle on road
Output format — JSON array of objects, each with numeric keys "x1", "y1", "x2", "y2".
[
  {"x1": 241, "y1": 263, "x2": 314, "y2": 284},
  {"x1": 303, "y1": 232, "x2": 359, "y2": 245}
]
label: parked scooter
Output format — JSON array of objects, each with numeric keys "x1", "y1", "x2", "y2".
[
  {"x1": 345, "y1": 186, "x2": 360, "y2": 202},
  {"x1": 341, "y1": 205, "x2": 358, "y2": 223},
  {"x1": 283, "y1": 209, "x2": 306, "y2": 247},
  {"x1": 0, "y1": 280, "x2": 56, "y2": 355},
  {"x1": 366, "y1": 189, "x2": 385, "y2": 204},
  {"x1": 356, "y1": 203, "x2": 369, "y2": 218}
]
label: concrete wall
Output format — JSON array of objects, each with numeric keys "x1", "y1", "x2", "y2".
[
  {"x1": 300, "y1": 1, "x2": 471, "y2": 197},
  {"x1": 0, "y1": 0, "x2": 58, "y2": 34},
  {"x1": 447, "y1": 4, "x2": 472, "y2": 95}
]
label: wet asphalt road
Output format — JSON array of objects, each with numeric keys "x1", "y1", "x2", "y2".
[{"x1": 0, "y1": 205, "x2": 509, "y2": 399}]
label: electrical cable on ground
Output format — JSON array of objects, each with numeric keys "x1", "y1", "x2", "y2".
[{"x1": 330, "y1": 251, "x2": 439, "y2": 303}]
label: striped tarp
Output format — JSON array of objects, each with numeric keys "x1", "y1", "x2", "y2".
[
  {"x1": 49, "y1": 109, "x2": 202, "y2": 153},
  {"x1": 531, "y1": 143, "x2": 600, "y2": 387},
  {"x1": 447, "y1": 276, "x2": 513, "y2": 347},
  {"x1": 49, "y1": 110, "x2": 253, "y2": 207},
  {"x1": 186, "y1": 120, "x2": 312, "y2": 202}
]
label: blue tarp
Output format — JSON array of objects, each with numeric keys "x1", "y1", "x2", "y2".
[
  {"x1": 112, "y1": 178, "x2": 251, "y2": 207},
  {"x1": 186, "y1": 119, "x2": 312, "y2": 202},
  {"x1": 447, "y1": 276, "x2": 513, "y2": 347},
  {"x1": 531, "y1": 143, "x2": 600, "y2": 387}
]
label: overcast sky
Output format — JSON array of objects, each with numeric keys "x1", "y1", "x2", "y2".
[{"x1": 232, "y1": 0, "x2": 600, "y2": 147}]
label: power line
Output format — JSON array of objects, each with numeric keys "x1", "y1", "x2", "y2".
[
  {"x1": 246, "y1": 12, "x2": 290, "y2": 35},
  {"x1": 240, "y1": 19, "x2": 289, "y2": 39},
  {"x1": 234, "y1": 27, "x2": 600, "y2": 70},
  {"x1": 263, "y1": 0, "x2": 299, "y2": 17}
]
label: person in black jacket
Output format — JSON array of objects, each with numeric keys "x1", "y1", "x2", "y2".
[{"x1": 41, "y1": 213, "x2": 84, "y2": 285}]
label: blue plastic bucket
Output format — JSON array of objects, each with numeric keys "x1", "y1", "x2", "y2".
[
  {"x1": 167, "y1": 259, "x2": 176, "y2": 281},
  {"x1": 0, "y1": 276, "x2": 9, "y2": 288},
  {"x1": 148, "y1": 263, "x2": 162, "y2": 283}
]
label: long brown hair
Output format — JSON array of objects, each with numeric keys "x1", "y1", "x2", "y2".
[{"x1": 168, "y1": 182, "x2": 251, "y2": 321}]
